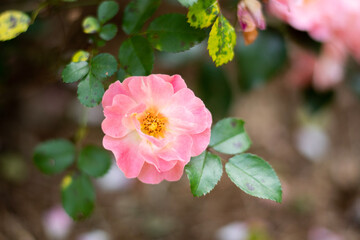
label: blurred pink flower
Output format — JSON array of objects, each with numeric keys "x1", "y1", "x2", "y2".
[
  {"x1": 268, "y1": 0, "x2": 360, "y2": 90},
  {"x1": 238, "y1": 0, "x2": 266, "y2": 45},
  {"x1": 238, "y1": 0, "x2": 266, "y2": 32},
  {"x1": 101, "y1": 74, "x2": 212, "y2": 184}
]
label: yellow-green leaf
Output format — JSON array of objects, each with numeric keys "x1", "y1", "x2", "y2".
[
  {"x1": 187, "y1": 0, "x2": 219, "y2": 29},
  {"x1": 0, "y1": 11, "x2": 30, "y2": 41},
  {"x1": 207, "y1": 15, "x2": 236, "y2": 67},
  {"x1": 71, "y1": 50, "x2": 90, "y2": 63},
  {"x1": 82, "y1": 16, "x2": 100, "y2": 34}
]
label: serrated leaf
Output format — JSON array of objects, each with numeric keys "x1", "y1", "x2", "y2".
[
  {"x1": 77, "y1": 76, "x2": 104, "y2": 107},
  {"x1": 97, "y1": 0, "x2": 119, "y2": 24},
  {"x1": 187, "y1": 0, "x2": 219, "y2": 28},
  {"x1": 185, "y1": 151, "x2": 223, "y2": 197},
  {"x1": 0, "y1": 10, "x2": 30, "y2": 41},
  {"x1": 82, "y1": 16, "x2": 100, "y2": 34},
  {"x1": 61, "y1": 173, "x2": 95, "y2": 220},
  {"x1": 62, "y1": 62, "x2": 89, "y2": 83},
  {"x1": 225, "y1": 153, "x2": 282, "y2": 203},
  {"x1": 33, "y1": 139, "x2": 75, "y2": 175},
  {"x1": 147, "y1": 14, "x2": 206, "y2": 53},
  {"x1": 71, "y1": 50, "x2": 90, "y2": 63},
  {"x1": 99, "y1": 23, "x2": 117, "y2": 41},
  {"x1": 210, "y1": 118, "x2": 251, "y2": 154},
  {"x1": 178, "y1": 0, "x2": 198, "y2": 7},
  {"x1": 91, "y1": 53, "x2": 117, "y2": 78},
  {"x1": 118, "y1": 36, "x2": 154, "y2": 76},
  {"x1": 78, "y1": 145, "x2": 112, "y2": 178},
  {"x1": 236, "y1": 29, "x2": 287, "y2": 90},
  {"x1": 122, "y1": 0, "x2": 160, "y2": 34},
  {"x1": 208, "y1": 14, "x2": 236, "y2": 66}
]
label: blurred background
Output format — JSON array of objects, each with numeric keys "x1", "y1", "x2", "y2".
[{"x1": 1, "y1": 0, "x2": 360, "y2": 239}]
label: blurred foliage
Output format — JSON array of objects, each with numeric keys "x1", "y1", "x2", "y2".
[
  {"x1": 286, "y1": 26, "x2": 322, "y2": 54},
  {"x1": 236, "y1": 29, "x2": 287, "y2": 91},
  {"x1": 302, "y1": 86, "x2": 334, "y2": 114},
  {"x1": 197, "y1": 62, "x2": 232, "y2": 120},
  {"x1": 61, "y1": 173, "x2": 95, "y2": 220}
]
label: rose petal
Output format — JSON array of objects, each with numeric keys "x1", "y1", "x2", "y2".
[
  {"x1": 158, "y1": 135, "x2": 193, "y2": 163},
  {"x1": 163, "y1": 162, "x2": 187, "y2": 182},
  {"x1": 103, "y1": 133, "x2": 144, "y2": 178},
  {"x1": 127, "y1": 75, "x2": 174, "y2": 108},
  {"x1": 154, "y1": 74, "x2": 187, "y2": 93},
  {"x1": 137, "y1": 162, "x2": 164, "y2": 184},
  {"x1": 102, "y1": 81, "x2": 130, "y2": 108},
  {"x1": 190, "y1": 128, "x2": 211, "y2": 156}
]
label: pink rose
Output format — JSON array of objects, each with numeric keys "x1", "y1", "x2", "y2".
[{"x1": 101, "y1": 74, "x2": 212, "y2": 184}]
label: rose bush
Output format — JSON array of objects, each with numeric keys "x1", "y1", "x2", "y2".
[{"x1": 101, "y1": 74, "x2": 212, "y2": 184}]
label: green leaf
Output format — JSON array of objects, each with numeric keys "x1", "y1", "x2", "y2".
[
  {"x1": 0, "y1": 10, "x2": 30, "y2": 41},
  {"x1": 178, "y1": 0, "x2": 198, "y2": 7},
  {"x1": 99, "y1": 23, "x2": 117, "y2": 41},
  {"x1": 33, "y1": 139, "x2": 75, "y2": 175},
  {"x1": 61, "y1": 173, "x2": 95, "y2": 220},
  {"x1": 77, "y1": 76, "x2": 104, "y2": 107},
  {"x1": 122, "y1": 0, "x2": 160, "y2": 34},
  {"x1": 71, "y1": 50, "x2": 90, "y2": 63},
  {"x1": 117, "y1": 68, "x2": 128, "y2": 82},
  {"x1": 91, "y1": 53, "x2": 118, "y2": 78},
  {"x1": 97, "y1": 0, "x2": 119, "y2": 24},
  {"x1": 236, "y1": 29, "x2": 287, "y2": 91},
  {"x1": 78, "y1": 145, "x2": 112, "y2": 178},
  {"x1": 187, "y1": 0, "x2": 219, "y2": 28},
  {"x1": 198, "y1": 62, "x2": 232, "y2": 120},
  {"x1": 147, "y1": 14, "x2": 206, "y2": 53},
  {"x1": 225, "y1": 153, "x2": 282, "y2": 203},
  {"x1": 185, "y1": 151, "x2": 223, "y2": 197},
  {"x1": 209, "y1": 118, "x2": 251, "y2": 155},
  {"x1": 119, "y1": 36, "x2": 154, "y2": 76},
  {"x1": 62, "y1": 62, "x2": 89, "y2": 83},
  {"x1": 82, "y1": 16, "x2": 100, "y2": 34},
  {"x1": 208, "y1": 14, "x2": 236, "y2": 66}
]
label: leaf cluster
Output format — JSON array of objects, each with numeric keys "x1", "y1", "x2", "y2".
[
  {"x1": 33, "y1": 140, "x2": 112, "y2": 220},
  {"x1": 185, "y1": 118, "x2": 282, "y2": 203}
]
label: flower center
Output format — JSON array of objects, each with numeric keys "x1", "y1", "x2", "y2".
[{"x1": 139, "y1": 110, "x2": 167, "y2": 138}]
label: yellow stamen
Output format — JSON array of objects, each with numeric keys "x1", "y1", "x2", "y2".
[{"x1": 138, "y1": 110, "x2": 167, "y2": 138}]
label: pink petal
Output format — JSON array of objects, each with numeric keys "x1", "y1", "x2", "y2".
[
  {"x1": 102, "y1": 81, "x2": 130, "y2": 108},
  {"x1": 127, "y1": 75, "x2": 174, "y2": 108},
  {"x1": 237, "y1": 2, "x2": 257, "y2": 32},
  {"x1": 153, "y1": 74, "x2": 187, "y2": 92},
  {"x1": 166, "y1": 88, "x2": 212, "y2": 134},
  {"x1": 143, "y1": 152, "x2": 178, "y2": 172},
  {"x1": 137, "y1": 162, "x2": 164, "y2": 184},
  {"x1": 163, "y1": 106, "x2": 195, "y2": 133},
  {"x1": 158, "y1": 135, "x2": 193, "y2": 163},
  {"x1": 163, "y1": 162, "x2": 186, "y2": 182},
  {"x1": 103, "y1": 94, "x2": 137, "y2": 117},
  {"x1": 103, "y1": 133, "x2": 144, "y2": 178},
  {"x1": 245, "y1": 0, "x2": 266, "y2": 30},
  {"x1": 190, "y1": 128, "x2": 211, "y2": 156},
  {"x1": 101, "y1": 116, "x2": 131, "y2": 138}
]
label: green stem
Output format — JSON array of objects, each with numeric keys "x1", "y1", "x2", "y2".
[{"x1": 31, "y1": 1, "x2": 49, "y2": 24}]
